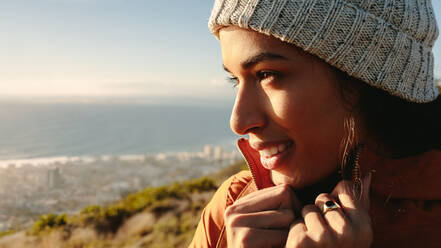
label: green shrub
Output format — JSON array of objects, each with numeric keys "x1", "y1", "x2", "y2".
[
  {"x1": 181, "y1": 177, "x2": 217, "y2": 193},
  {"x1": 120, "y1": 177, "x2": 216, "y2": 214},
  {"x1": 71, "y1": 177, "x2": 217, "y2": 235},
  {"x1": 26, "y1": 175, "x2": 218, "y2": 237},
  {"x1": 0, "y1": 229, "x2": 15, "y2": 238},
  {"x1": 80, "y1": 205, "x2": 102, "y2": 215},
  {"x1": 31, "y1": 213, "x2": 67, "y2": 234},
  {"x1": 93, "y1": 205, "x2": 130, "y2": 233}
]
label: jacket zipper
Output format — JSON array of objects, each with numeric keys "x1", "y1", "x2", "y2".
[{"x1": 237, "y1": 138, "x2": 262, "y2": 190}]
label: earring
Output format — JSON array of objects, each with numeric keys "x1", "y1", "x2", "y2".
[
  {"x1": 340, "y1": 117, "x2": 363, "y2": 200},
  {"x1": 351, "y1": 144, "x2": 363, "y2": 201}
]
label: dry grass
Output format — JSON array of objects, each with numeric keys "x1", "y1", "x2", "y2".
[{"x1": 115, "y1": 212, "x2": 156, "y2": 240}]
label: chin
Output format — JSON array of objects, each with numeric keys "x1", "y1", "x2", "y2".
[
  {"x1": 272, "y1": 167, "x2": 342, "y2": 204},
  {"x1": 272, "y1": 164, "x2": 337, "y2": 190},
  {"x1": 271, "y1": 169, "x2": 307, "y2": 188}
]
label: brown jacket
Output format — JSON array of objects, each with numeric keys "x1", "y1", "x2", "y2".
[{"x1": 190, "y1": 138, "x2": 441, "y2": 247}]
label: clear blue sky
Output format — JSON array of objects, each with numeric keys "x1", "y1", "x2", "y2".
[{"x1": 1, "y1": 0, "x2": 441, "y2": 101}]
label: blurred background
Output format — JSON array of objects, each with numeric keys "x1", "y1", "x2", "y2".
[
  {"x1": 0, "y1": 0, "x2": 237, "y2": 161},
  {"x1": 0, "y1": 1, "x2": 440, "y2": 247}
]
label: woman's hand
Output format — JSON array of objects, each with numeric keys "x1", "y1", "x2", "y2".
[
  {"x1": 225, "y1": 184, "x2": 301, "y2": 247},
  {"x1": 286, "y1": 174, "x2": 373, "y2": 248}
]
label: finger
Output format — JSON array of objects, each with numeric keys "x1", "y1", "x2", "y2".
[
  {"x1": 315, "y1": 193, "x2": 347, "y2": 236},
  {"x1": 330, "y1": 180, "x2": 357, "y2": 220},
  {"x1": 228, "y1": 228, "x2": 288, "y2": 247},
  {"x1": 301, "y1": 204, "x2": 330, "y2": 242},
  {"x1": 231, "y1": 184, "x2": 301, "y2": 213},
  {"x1": 330, "y1": 178, "x2": 371, "y2": 225},
  {"x1": 286, "y1": 220, "x2": 313, "y2": 248},
  {"x1": 234, "y1": 184, "x2": 300, "y2": 210},
  {"x1": 331, "y1": 173, "x2": 372, "y2": 209},
  {"x1": 227, "y1": 209, "x2": 295, "y2": 229},
  {"x1": 289, "y1": 219, "x2": 307, "y2": 233}
]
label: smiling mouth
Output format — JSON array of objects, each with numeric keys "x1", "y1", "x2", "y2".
[{"x1": 258, "y1": 141, "x2": 294, "y2": 158}]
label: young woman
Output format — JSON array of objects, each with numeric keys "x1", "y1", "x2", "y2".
[{"x1": 191, "y1": 0, "x2": 441, "y2": 247}]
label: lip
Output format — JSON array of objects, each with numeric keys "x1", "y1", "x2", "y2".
[{"x1": 251, "y1": 140, "x2": 294, "y2": 170}]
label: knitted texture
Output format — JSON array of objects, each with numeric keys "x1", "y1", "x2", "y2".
[{"x1": 209, "y1": 0, "x2": 439, "y2": 103}]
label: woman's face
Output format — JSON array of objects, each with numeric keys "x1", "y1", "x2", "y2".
[{"x1": 219, "y1": 27, "x2": 356, "y2": 188}]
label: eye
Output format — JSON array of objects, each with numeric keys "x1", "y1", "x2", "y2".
[
  {"x1": 256, "y1": 70, "x2": 279, "y2": 83},
  {"x1": 226, "y1": 76, "x2": 239, "y2": 88}
]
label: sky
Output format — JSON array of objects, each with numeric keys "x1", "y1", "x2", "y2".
[{"x1": 1, "y1": 0, "x2": 441, "y2": 102}]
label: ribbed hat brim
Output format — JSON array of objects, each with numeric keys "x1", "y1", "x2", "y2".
[{"x1": 209, "y1": 0, "x2": 440, "y2": 103}]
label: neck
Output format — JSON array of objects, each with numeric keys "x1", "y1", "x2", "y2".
[{"x1": 292, "y1": 170, "x2": 341, "y2": 205}]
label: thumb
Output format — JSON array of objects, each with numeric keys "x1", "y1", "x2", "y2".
[
  {"x1": 329, "y1": 173, "x2": 371, "y2": 213},
  {"x1": 329, "y1": 175, "x2": 372, "y2": 224}
]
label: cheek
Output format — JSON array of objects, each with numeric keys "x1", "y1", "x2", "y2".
[
  {"x1": 267, "y1": 89, "x2": 325, "y2": 132},
  {"x1": 268, "y1": 85, "x2": 347, "y2": 148}
]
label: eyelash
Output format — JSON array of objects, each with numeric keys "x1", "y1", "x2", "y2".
[
  {"x1": 226, "y1": 76, "x2": 239, "y2": 88},
  {"x1": 226, "y1": 71, "x2": 279, "y2": 88},
  {"x1": 257, "y1": 71, "x2": 279, "y2": 82}
]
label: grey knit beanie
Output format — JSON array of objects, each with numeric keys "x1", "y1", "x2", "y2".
[{"x1": 209, "y1": 0, "x2": 439, "y2": 103}]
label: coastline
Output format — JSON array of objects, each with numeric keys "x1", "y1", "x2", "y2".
[
  {"x1": 0, "y1": 160, "x2": 247, "y2": 248},
  {"x1": 0, "y1": 145, "x2": 241, "y2": 233}
]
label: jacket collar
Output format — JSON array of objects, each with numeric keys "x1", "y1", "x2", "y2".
[
  {"x1": 237, "y1": 138, "x2": 441, "y2": 200},
  {"x1": 237, "y1": 138, "x2": 274, "y2": 190},
  {"x1": 359, "y1": 148, "x2": 441, "y2": 200}
]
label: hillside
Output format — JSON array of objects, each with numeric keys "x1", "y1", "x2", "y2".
[{"x1": 0, "y1": 161, "x2": 247, "y2": 248}]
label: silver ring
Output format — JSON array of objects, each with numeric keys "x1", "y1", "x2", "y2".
[{"x1": 322, "y1": 200, "x2": 340, "y2": 214}]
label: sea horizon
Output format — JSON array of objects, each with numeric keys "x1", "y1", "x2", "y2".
[{"x1": 0, "y1": 99, "x2": 240, "y2": 162}]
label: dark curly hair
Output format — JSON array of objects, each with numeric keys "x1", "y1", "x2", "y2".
[{"x1": 335, "y1": 70, "x2": 441, "y2": 158}]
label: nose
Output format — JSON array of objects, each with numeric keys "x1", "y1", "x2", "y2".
[{"x1": 230, "y1": 83, "x2": 265, "y2": 135}]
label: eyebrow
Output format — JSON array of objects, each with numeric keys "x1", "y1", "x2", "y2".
[{"x1": 223, "y1": 52, "x2": 289, "y2": 72}]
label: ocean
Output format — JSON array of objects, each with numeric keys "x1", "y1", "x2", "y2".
[
  {"x1": 0, "y1": 101, "x2": 242, "y2": 231},
  {"x1": 0, "y1": 101, "x2": 239, "y2": 165}
]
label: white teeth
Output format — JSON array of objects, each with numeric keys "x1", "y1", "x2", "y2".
[
  {"x1": 259, "y1": 143, "x2": 290, "y2": 158},
  {"x1": 278, "y1": 144, "x2": 286, "y2": 153},
  {"x1": 270, "y1": 147, "x2": 278, "y2": 155},
  {"x1": 261, "y1": 149, "x2": 272, "y2": 157}
]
